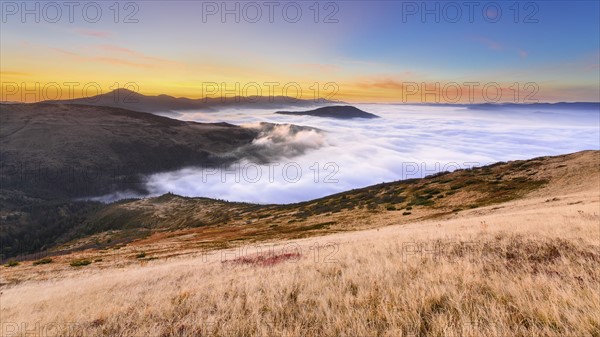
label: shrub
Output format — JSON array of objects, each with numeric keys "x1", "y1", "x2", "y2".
[
  {"x1": 422, "y1": 188, "x2": 441, "y2": 195},
  {"x1": 386, "y1": 205, "x2": 397, "y2": 211},
  {"x1": 5, "y1": 260, "x2": 19, "y2": 267},
  {"x1": 136, "y1": 252, "x2": 147, "y2": 259},
  {"x1": 411, "y1": 196, "x2": 434, "y2": 206},
  {"x1": 70, "y1": 259, "x2": 91, "y2": 267},
  {"x1": 224, "y1": 252, "x2": 301, "y2": 267},
  {"x1": 402, "y1": 212, "x2": 412, "y2": 216},
  {"x1": 33, "y1": 258, "x2": 53, "y2": 265}
]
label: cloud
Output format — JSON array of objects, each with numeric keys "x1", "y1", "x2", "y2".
[
  {"x1": 357, "y1": 79, "x2": 404, "y2": 90},
  {"x1": 472, "y1": 36, "x2": 503, "y2": 51},
  {"x1": 471, "y1": 36, "x2": 530, "y2": 58},
  {"x1": 48, "y1": 47, "x2": 153, "y2": 69},
  {"x1": 0, "y1": 71, "x2": 30, "y2": 77},
  {"x1": 94, "y1": 56, "x2": 154, "y2": 69},
  {"x1": 294, "y1": 63, "x2": 340, "y2": 73},
  {"x1": 96, "y1": 44, "x2": 181, "y2": 66},
  {"x1": 93, "y1": 104, "x2": 599, "y2": 204},
  {"x1": 519, "y1": 50, "x2": 529, "y2": 58},
  {"x1": 97, "y1": 44, "x2": 135, "y2": 54},
  {"x1": 74, "y1": 29, "x2": 112, "y2": 38},
  {"x1": 242, "y1": 123, "x2": 327, "y2": 161},
  {"x1": 46, "y1": 45, "x2": 181, "y2": 69}
]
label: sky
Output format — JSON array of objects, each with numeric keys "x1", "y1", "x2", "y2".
[{"x1": 1, "y1": 0, "x2": 599, "y2": 103}]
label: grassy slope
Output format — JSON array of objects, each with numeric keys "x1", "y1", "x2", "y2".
[
  {"x1": 0, "y1": 151, "x2": 598, "y2": 337},
  {"x1": 49, "y1": 151, "x2": 594, "y2": 256}
]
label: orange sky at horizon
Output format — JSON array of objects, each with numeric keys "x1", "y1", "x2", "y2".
[
  {"x1": 1, "y1": 1, "x2": 598, "y2": 105},
  {"x1": 2, "y1": 75, "x2": 598, "y2": 104}
]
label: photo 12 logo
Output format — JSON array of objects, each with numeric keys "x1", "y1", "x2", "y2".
[
  {"x1": 200, "y1": 81, "x2": 340, "y2": 103},
  {"x1": 1, "y1": 81, "x2": 139, "y2": 103},
  {"x1": 400, "y1": 1, "x2": 540, "y2": 23},
  {"x1": 1, "y1": 1, "x2": 140, "y2": 23},
  {"x1": 199, "y1": 161, "x2": 340, "y2": 184},
  {"x1": 399, "y1": 81, "x2": 539, "y2": 103},
  {"x1": 199, "y1": 241, "x2": 339, "y2": 265},
  {"x1": 200, "y1": 1, "x2": 340, "y2": 23},
  {"x1": 1, "y1": 322, "x2": 87, "y2": 337}
]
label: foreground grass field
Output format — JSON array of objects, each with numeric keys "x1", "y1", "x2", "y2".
[
  {"x1": 1, "y1": 189, "x2": 599, "y2": 336},
  {"x1": 1, "y1": 151, "x2": 598, "y2": 337}
]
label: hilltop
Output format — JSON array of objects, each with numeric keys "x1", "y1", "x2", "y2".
[{"x1": 276, "y1": 105, "x2": 379, "y2": 119}]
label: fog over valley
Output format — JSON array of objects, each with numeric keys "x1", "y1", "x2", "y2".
[{"x1": 94, "y1": 104, "x2": 600, "y2": 204}]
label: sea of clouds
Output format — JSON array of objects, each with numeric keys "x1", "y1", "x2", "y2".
[{"x1": 102, "y1": 104, "x2": 600, "y2": 204}]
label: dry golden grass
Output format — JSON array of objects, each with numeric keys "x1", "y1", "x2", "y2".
[
  {"x1": 1, "y1": 183, "x2": 599, "y2": 337},
  {"x1": 28, "y1": 150, "x2": 595, "y2": 267}
]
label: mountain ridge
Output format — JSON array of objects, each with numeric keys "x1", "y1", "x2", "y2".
[{"x1": 42, "y1": 88, "x2": 340, "y2": 113}]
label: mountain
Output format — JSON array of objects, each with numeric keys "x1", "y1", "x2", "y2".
[
  {"x1": 275, "y1": 105, "x2": 380, "y2": 119},
  {"x1": 0, "y1": 103, "x2": 262, "y2": 198},
  {"x1": 0, "y1": 102, "x2": 329, "y2": 258},
  {"x1": 42, "y1": 88, "x2": 338, "y2": 113}
]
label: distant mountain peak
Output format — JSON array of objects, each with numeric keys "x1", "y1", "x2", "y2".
[{"x1": 107, "y1": 87, "x2": 142, "y2": 95}]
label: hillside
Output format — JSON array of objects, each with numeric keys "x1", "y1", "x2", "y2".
[
  {"x1": 3, "y1": 150, "x2": 597, "y2": 261},
  {"x1": 0, "y1": 103, "x2": 323, "y2": 258},
  {"x1": 1, "y1": 150, "x2": 598, "y2": 336},
  {"x1": 0, "y1": 103, "x2": 261, "y2": 197},
  {"x1": 0, "y1": 103, "x2": 323, "y2": 198}
]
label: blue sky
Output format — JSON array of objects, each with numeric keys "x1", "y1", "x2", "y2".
[{"x1": 1, "y1": 0, "x2": 599, "y2": 102}]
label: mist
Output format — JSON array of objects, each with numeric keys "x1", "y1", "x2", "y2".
[{"x1": 111, "y1": 104, "x2": 600, "y2": 204}]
